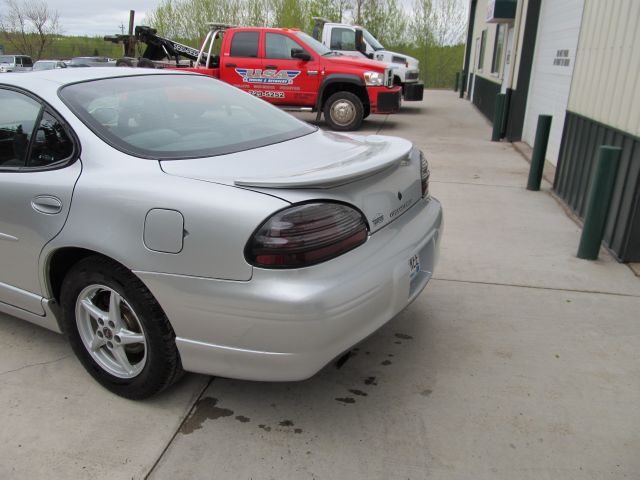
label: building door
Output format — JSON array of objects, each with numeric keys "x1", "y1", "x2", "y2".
[{"x1": 522, "y1": 0, "x2": 585, "y2": 166}]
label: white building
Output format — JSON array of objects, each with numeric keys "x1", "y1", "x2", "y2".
[{"x1": 462, "y1": 0, "x2": 640, "y2": 262}]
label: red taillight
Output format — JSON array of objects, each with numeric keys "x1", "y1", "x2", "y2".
[{"x1": 246, "y1": 203, "x2": 368, "y2": 268}]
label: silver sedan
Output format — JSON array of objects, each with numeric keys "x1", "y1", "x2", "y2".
[{"x1": 0, "y1": 68, "x2": 443, "y2": 398}]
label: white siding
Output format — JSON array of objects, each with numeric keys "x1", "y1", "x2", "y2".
[
  {"x1": 523, "y1": 0, "x2": 584, "y2": 166},
  {"x1": 568, "y1": 0, "x2": 640, "y2": 136}
]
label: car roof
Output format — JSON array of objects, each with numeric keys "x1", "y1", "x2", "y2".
[{"x1": 0, "y1": 67, "x2": 190, "y2": 87}]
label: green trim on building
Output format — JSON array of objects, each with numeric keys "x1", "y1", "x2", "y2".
[{"x1": 554, "y1": 111, "x2": 640, "y2": 262}]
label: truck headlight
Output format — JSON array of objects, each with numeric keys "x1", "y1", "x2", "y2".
[{"x1": 363, "y1": 71, "x2": 384, "y2": 86}]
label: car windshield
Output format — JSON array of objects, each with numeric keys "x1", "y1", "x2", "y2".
[
  {"x1": 34, "y1": 61, "x2": 55, "y2": 70},
  {"x1": 59, "y1": 74, "x2": 316, "y2": 160},
  {"x1": 362, "y1": 29, "x2": 384, "y2": 51},
  {"x1": 294, "y1": 31, "x2": 332, "y2": 56},
  {"x1": 0, "y1": 56, "x2": 13, "y2": 64}
]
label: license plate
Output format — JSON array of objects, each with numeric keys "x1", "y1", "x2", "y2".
[{"x1": 409, "y1": 254, "x2": 421, "y2": 281}]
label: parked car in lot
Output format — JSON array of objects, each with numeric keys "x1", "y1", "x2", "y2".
[
  {"x1": 68, "y1": 56, "x2": 117, "y2": 67},
  {"x1": 0, "y1": 68, "x2": 442, "y2": 398},
  {"x1": 33, "y1": 60, "x2": 67, "y2": 71},
  {"x1": 0, "y1": 54, "x2": 33, "y2": 73}
]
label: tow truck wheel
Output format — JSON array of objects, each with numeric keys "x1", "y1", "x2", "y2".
[{"x1": 323, "y1": 92, "x2": 364, "y2": 131}]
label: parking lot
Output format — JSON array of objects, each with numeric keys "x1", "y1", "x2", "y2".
[{"x1": 1, "y1": 90, "x2": 639, "y2": 479}]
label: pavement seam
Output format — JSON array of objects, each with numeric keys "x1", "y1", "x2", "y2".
[
  {"x1": 142, "y1": 376, "x2": 214, "y2": 480},
  {"x1": 0, "y1": 354, "x2": 70, "y2": 376},
  {"x1": 431, "y1": 180, "x2": 534, "y2": 189},
  {"x1": 432, "y1": 277, "x2": 640, "y2": 298},
  {"x1": 376, "y1": 114, "x2": 389, "y2": 134}
]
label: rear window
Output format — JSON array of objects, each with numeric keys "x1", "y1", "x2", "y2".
[
  {"x1": 59, "y1": 74, "x2": 315, "y2": 160},
  {"x1": 229, "y1": 31, "x2": 259, "y2": 58}
]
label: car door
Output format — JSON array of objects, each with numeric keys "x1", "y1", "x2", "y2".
[
  {"x1": 221, "y1": 30, "x2": 263, "y2": 97},
  {"x1": 262, "y1": 32, "x2": 319, "y2": 106},
  {"x1": 0, "y1": 88, "x2": 81, "y2": 314}
]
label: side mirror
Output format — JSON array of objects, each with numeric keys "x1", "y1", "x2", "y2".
[
  {"x1": 291, "y1": 48, "x2": 311, "y2": 61},
  {"x1": 355, "y1": 29, "x2": 366, "y2": 56}
]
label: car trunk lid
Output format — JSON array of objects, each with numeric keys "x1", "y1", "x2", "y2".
[{"x1": 160, "y1": 130, "x2": 422, "y2": 233}]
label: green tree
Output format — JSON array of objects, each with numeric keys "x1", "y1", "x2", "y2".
[{"x1": 273, "y1": 0, "x2": 306, "y2": 29}]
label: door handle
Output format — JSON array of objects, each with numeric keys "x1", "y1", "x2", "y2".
[
  {"x1": 31, "y1": 195, "x2": 63, "y2": 215},
  {"x1": 265, "y1": 65, "x2": 278, "y2": 69},
  {"x1": 225, "y1": 63, "x2": 237, "y2": 67}
]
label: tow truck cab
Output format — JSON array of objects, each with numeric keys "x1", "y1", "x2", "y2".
[
  {"x1": 311, "y1": 19, "x2": 424, "y2": 102},
  {"x1": 176, "y1": 26, "x2": 403, "y2": 131}
]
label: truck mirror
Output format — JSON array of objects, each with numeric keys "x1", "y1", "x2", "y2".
[
  {"x1": 291, "y1": 48, "x2": 311, "y2": 61},
  {"x1": 355, "y1": 29, "x2": 366, "y2": 56}
]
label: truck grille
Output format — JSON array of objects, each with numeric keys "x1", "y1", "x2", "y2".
[
  {"x1": 406, "y1": 71, "x2": 419, "y2": 81},
  {"x1": 384, "y1": 68, "x2": 394, "y2": 87}
]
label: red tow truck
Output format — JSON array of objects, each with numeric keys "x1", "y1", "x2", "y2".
[{"x1": 106, "y1": 24, "x2": 402, "y2": 131}]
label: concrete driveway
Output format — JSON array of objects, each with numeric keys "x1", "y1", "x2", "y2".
[{"x1": 2, "y1": 90, "x2": 639, "y2": 479}]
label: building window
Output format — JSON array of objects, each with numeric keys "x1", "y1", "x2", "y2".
[
  {"x1": 492, "y1": 24, "x2": 505, "y2": 74},
  {"x1": 478, "y1": 29, "x2": 487, "y2": 70}
]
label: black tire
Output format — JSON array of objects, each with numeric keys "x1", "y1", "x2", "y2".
[
  {"x1": 60, "y1": 255, "x2": 183, "y2": 399},
  {"x1": 116, "y1": 58, "x2": 134, "y2": 67},
  {"x1": 323, "y1": 91, "x2": 364, "y2": 131},
  {"x1": 137, "y1": 58, "x2": 156, "y2": 69}
]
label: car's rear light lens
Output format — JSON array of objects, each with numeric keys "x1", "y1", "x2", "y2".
[
  {"x1": 420, "y1": 151, "x2": 430, "y2": 198},
  {"x1": 246, "y1": 203, "x2": 368, "y2": 268}
]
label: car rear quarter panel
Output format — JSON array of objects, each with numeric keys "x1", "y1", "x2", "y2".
[{"x1": 41, "y1": 135, "x2": 288, "y2": 287}]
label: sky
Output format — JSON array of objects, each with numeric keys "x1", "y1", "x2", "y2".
[
  {"x1": 46, "y1": 0, "x2": 428, "y2": 37},
  {"x1": 46, "y1": 0, "x2": 160, "y2": 36}
]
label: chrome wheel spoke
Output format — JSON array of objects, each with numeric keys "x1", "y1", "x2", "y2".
[
  {"x1": 111, "y1": 345, "x2": 133, "y2": 375},
  {"x1": 90, "y1": 334, "x2": 105, "y2": 351},
  {"x1": 80, "y1": 298, "x2": 109, "y2": 324},
  {"x1": 115, "y1": 329, "x2": 144, "y2": 346},
  {"x1": 108, "y1": 290, "x2": 123, "y2": 328}
]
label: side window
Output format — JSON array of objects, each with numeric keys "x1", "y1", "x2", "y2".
[
  {"x1": 229, "y1": 31, "x2": 259, "y2": 58},
  {"x1": 265, "y1": 33, "x2": 307, "y2": 59},
  {"x1": 0, "y1": 89, "x2": 41, "y2": 168},
  {"x1": 330, "y1": 28, "x2": 356, "y2": 51},
  {"x1": 478, "y1": 30, "x2": 487, "y2": 70},
  {"x1": 22, "y1": 57, "x2": 33, "y2": 67},
  {"x1": 27, "y1": 111, "x2": 74, "y2": 167}
]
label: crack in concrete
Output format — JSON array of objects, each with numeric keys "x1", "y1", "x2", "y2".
[
  {"x1": 376, "y1": 114, "x2": 389, "y2": 134},
  {"x1": 432, "y1": 277, "x2": 640, "y2": 298},
  {"x1": 0, "y1": 355, "x2": 70, "y2": 377},
  {"x1": 143, "y1": 377, "x2": 213, "y2": 480}
]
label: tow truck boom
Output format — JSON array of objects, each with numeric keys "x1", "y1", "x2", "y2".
[{"x1": 105, "y1": 26, "x2": 203, "y2": 66}]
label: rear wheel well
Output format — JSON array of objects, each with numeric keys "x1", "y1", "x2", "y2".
[
  {"x1": 321, "y1": 83, "x2": 369, "y2": 111},
  {"x1": 48, "y1": 248, "x2": 126, "y2": 304}
]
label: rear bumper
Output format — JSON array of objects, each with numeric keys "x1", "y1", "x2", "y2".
[
  {"x1": 403, "y1": 82, "x2": 424, "y2": 101},
  {"x1": 368, "y1": 86, "x2": 402, "y2": 114},
  {"x1": 137, "y1": 197, "x2": 443, "y2": 381}
]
